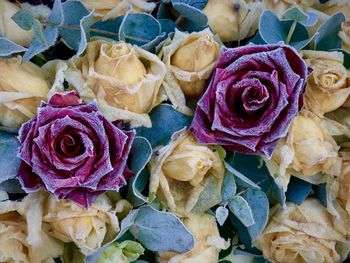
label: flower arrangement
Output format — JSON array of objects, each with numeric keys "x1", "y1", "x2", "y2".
[{"x1": 1, "y1": 0, "x2": 350, "y2": 262}]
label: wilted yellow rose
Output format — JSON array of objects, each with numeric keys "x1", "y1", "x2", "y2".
[
  {"x1": 301, "y1": 50, "x2": 350, "y2": 116},
  {"x1": 66, "y1": 40, "x2": 166, "y2": 128},
  {"x1": 0, "y1": 192, "x2": 63, "y2": 263},
  {"x1": 266, "y1": 111, "x2": 340, "y2": 190},
  {"x1": 42, "y1": 193, "x2": 121, "y2": 256},
  {"x1": 81, "y1": 0, "x2": 156, "y2": 21},
  {"x1": 256, "y1": 199, "x2": 350, "y2": 263},
  {"x1": 203, "y1": 0, "x2": 262, "y2": 42},
  {"x1": 148, "y1": 130, "x2": 225, "y2": 216},
  {"x1": 339, "y1": 21, "x2": 350, "y2": 52},
  {"x1": 0, "y1": 1, "x2": 33, "y2": 46},
  {"x1": 157, "y1": 213, "x2": 229, "y2": 263},
  {"x1": 0, "y1": 56, "x2": 50, "y2": 128},
  {"x1": 161, "y1": 29, "x2": 220, "y2": 114}
]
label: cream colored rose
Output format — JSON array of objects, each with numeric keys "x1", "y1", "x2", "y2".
[
  {"x1": 0, "y1": 192, "x2": 63, "y2": 263},
  {"x1": 81, "y1": 0, "x2": 156, "y2": 21},
  {"x1": 339, "y1": 21, "x2": 350, "y2": 52},
  {"x1": 203, "y1": 0, "x2": 262, "y2": 42},
  {"x1": 265, "y1": 111, "x2": 340, "y2": 190},
  {"x1": 256, "y1": 199, "x2": 350, "y2": 263},
  {"x1": 301, "y1": 50, "x2": 350, "y2": 116},
  {"x1": 157, "y1": 213, "x2": 229, "y2": 263},
  {"x1": 42, "y1": 193, "x2": 121, "y2": 256},
  {"x1": 318, "y1": 0, "x2": 350, "y2": 20},
  {"x1": 262, "y1": 0, "x2": 318, "y2": 17},
  {"x1": 161, "y1": 29, "x2": 220, "y2": 115},
  {"x1": 0, "y1": 1, "x2": 33, "y2": 46},
  {"x1": 0, "y1": 56, "x2": 50, "y2": 128},
  {"x1": 66, "y1": 40, "x2": 167, "y2": 128},
  {"x1": 148, "y1": 130, "x2": 225, "y2": 216}
]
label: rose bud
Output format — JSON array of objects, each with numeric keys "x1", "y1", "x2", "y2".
[
  {"x1": 158, "y1": 213, "x2": 229, "y2": 263},
  {"x1": 42, "y1": 193, "x2": 122, "y2": 256},
  {"x1": 0, "y1": 0, "x2": 34, "y2": 46},
  {"x1": 161, "y1": 29, "x2": 220, "y2": 114},
  {"x1": 17, "y1": 91, "x2": 135, "y2": 208},
  {"x1": 0, "y1": 56, "x2": 50, "y2": 128},
  {"x1": 301, "y1": 50, "x2": 350, "y2": 116},
  {"x1": 271, "y1": 110, "x2": 341, "y2": 179},
  {"x1": 0, "y1": 192, "x2": 63, "y2": 262},
  {"x1": 203, "y1": 0, "x2": 262, "y2": 42},
  {"x1": 97, "y1": 241, "x2": 144, "y2": 263},
  {"x1": 256, "y1": 199, "x2": 350, "y2": 263},
  {"x1": 66, "y1": 40, "x2": 166, "y2": 128},
  {"x1": 190, "y1": 44, "x2": 308, "y2": 158},
  {"x1": 80, "y1": 0, "x2": 156, "y2": 21},
  {"x1": 148, "y1": 130, "x2": 225, "y2": 216}
]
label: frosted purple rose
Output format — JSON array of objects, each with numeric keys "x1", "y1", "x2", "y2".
[
  {"x1": 17, "y1": 92, "x2": 135, "y2": 207},
  {"x1": 190, "y1": 44, "x2": 308, "y2": 158}
]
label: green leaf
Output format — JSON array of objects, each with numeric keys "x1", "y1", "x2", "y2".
[
  {"x1": 127, "y1": 137, "x2": 153, "y2": 206},
  {"x1": 220, "y1": 170, "x2": 237, "y2": 204},
  {"x1": 216, "y1": 206, "x2": 229, "y2": 226},
  {"x1": 135, "y1": 104, "x2": 192, "y2": 147},
  {"x1": 33, "y1": 19, "x2": 46, "y2": 45},
  {"x1": 243, "y1": 189, "x2": 269, "y2": 240},
  {"x1": 224, "y1": 161, "x2": 261, "y2": 190},
  {"x1": 314, "y1": 12, "x2": 345, "y2": 51},
  {"x1": 130, "y1": 206, "x2": 194, "y2": 253},
  {"x1": 282, "y1": 6, "x2": 308, "y2": 22},
  {"x1": 11, "y1": 10, "x2": 34, "y2": 30},
  {"x1": 0, "y1": 131, "x2": 21, "y2": 185},
  {"x1": 229, "y1": 196, "x2": 255, "y2": 227},
  {"x1": 0, "y1": 37, "x2": 27, "y2": 56}
]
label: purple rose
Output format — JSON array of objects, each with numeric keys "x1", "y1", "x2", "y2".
[
  {"x1": 190, "y1": 44, "x2": 308, "y2": 158},
  {"x1": 17, "y1": 92, "x2": 135, "y2": 207}
]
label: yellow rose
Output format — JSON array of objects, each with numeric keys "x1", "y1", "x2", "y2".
[
  {"x1": 301, "y1": 50, "x2": 350, "y2": 116},
  {"x1": 0, "y1": 56, "x2": 50, "y2": 128},
  {"x1": 42, "y1": 193, "x2": 121, "y2": 256},
  {"x1": 66, "y1": 40, "x2": 166, "y2": 128},
  {"x1": 256, "y1": 199, "x2": 350, "y2": 263},
  {"x1": 265, "y1": 111, "x2": 340, "y2": 190},
  {"x1": 262, "y1": 0, "x2": 318, "y2": 17},
  {"x1": 318, "y1": 0, "x2": 350, "y2": 20},
  {"x1": 161, "y1": 29, "x2": 220, "y2": 114},
  {"x1": 148, "y1": 130, "x2": 225, "y2": 216},
  {"x1": 157, "y1": 213, "x2": 229, "y2": 263},
  {"x1": 203, "y1": 0, "x2": 262, "y2": 42},
  {"x1": 0, "y1": 192, "x2": 63, "y2": 263},
  {"x1": 339, "y1": 21, "x2": 350, "y2": 52},
  {"x1": 81, "y1": 0, "x2": 156, "y2": 21},
  {"x1": 0, "y1": 1, "x2": 33, "y2": 46}
]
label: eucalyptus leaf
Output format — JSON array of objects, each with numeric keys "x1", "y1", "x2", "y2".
[
  {"x1": 135, "y1": 104, "x2": 192, "y2": 147},
  {"x1": 77, "y1": 11, "x2": 94, "y2": 56},
  {"x1": 0, "y1": 37, "x2": 27, "y2": 56},
  {"x1": 314, "y1": 12, "x2": 345, "y2": 51},
  {"x1": 172, "y1": 0, "x2": 208, "y2": 10},
  {"x1": 282, "y1": 6, "x2": 308, "y2": 22},
  {"x1": 216, "y1": 206, "x2": 229, "y2": 226},
  {"x1": 90, "y1": 17, "x2": 123, "y2": 41},
  {"x1": 224, "y1": 161, "x2": 261, "y2": 190},
  {"x1": 11, "y1": 10, "x2": 34, "y2": 31},
  {"x1": 59, "y1": 0, "x2": 90, "y2": 51},
  {"x1": 243, "y1": 189, "x2": 269, "y2": 240},
  {"x1": 172, "y1": 1, "x2": 208, "y2": 26},
  {"x1": 0, "y1": 131, "x2": 21, "y2": 185},
  {"x1": 0, "y1": 179, "x2": 24, "y2": 194},
  {"x1": 286, "y1": 176, "x2": 312, "y2": 205},
  {"x1": 220, "y1": 170, "x2": 237, "y2": 204},
  {"x1": 228, "y1": 196, "x2": 255, "y2": 227},
  {"x1": 48, "y1": 0, "x2": 63, "y2": 26},
  {"x1": 127, "y1": 137, "x2": 153, "y2": 206},
  {"x1": 33, "y1": 19, "x2": 46, "y2": 45},
  {"x1": 130, "y1": 206, "x2": 194, "y2": 253},
  {"x1": 22, "y1": 26, "x2": 58, "y2": 62}
]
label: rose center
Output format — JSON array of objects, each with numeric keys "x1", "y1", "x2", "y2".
[
  {"x1": 58, "y1": 133, "x2": 84, "y2": 157},
  {"x1": 322, "y1": 72, "x2": 340, "y2": 86},
  {"x1": 241, "y1": 85, "x2": 269, "y2": 113}
]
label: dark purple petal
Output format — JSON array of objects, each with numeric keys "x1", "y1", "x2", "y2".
[{"x1": 190, "y1": 44, "x2": 308, "y2": 158}]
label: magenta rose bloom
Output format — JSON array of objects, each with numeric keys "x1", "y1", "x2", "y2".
[
  {"x1": 17, "y1": 92, "x2": 135, "y2": 207},
  {"x1": 190, "y1": 44, "x2": 308, "y2": 158}
]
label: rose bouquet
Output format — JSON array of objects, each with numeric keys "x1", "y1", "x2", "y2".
[{"x1": 1, "y1": 0, "x2": 350, "y2": 262}]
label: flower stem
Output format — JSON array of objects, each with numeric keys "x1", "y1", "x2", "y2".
[{"x1": 285, "y1": 20, "x2": 297, "y2": 45}]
